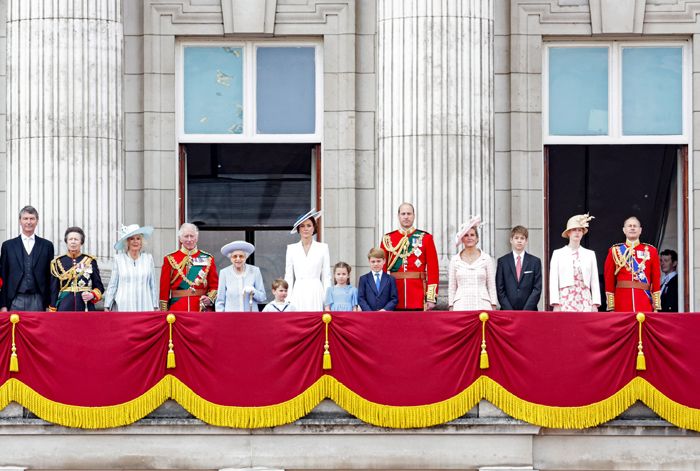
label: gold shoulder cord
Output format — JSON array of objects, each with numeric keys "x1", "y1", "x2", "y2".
[
  {"x1": 50, "y1": 258, "x2": 78, "y2": 281},
  {"x1": 167, "y1": 253, "x2": 212, "y2": 290},
  {"x1": 612, "y1": 245, "x2": 633, "y2": 275},
  {"x1": 383, "y1": 232, "x2": 425, "y2": 271}
]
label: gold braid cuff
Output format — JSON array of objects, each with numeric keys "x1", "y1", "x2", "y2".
[
  {"x1": 606, "y1": 292, "x2": 615, "y2": 311},
  {"x1": 426, "y1": 284, "x2": 437, "y2": 303},
  {"x1": 159, "y1": 300, "x2": 168, "y2": 312},
  {"x1": 652, "y1": 291, "x2": 661, "y2": 311}
]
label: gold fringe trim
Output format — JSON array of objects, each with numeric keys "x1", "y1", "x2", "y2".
[
  {"x1": 170, "y1": 375, "x2": 327, "y2": 428},
  {"x1": 0, "y1": 377, "x2": 171, "y2": 429},
  {"x1": 326, "y1": 375, "x2": 482, "y2": 428},
  {"x1": 636, "y1": 377, "x2": 700, "y2": 431},
  {"x1": 1, "y1": 375, "x2": 700, "y2": 431},
  {"x1": 481, "y1": 376, "x2": 638, "y2": 429}
]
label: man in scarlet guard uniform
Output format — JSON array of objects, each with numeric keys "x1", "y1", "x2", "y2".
[
  {"x1": 159, "y1": 223, "x2": 218, "y2": 312},
  {"x1": 604, "y1": 216, "x2": 661, "y2": 312},
  {"x1": 380, "y1": 203, "x2": 439, "y2": 311}
]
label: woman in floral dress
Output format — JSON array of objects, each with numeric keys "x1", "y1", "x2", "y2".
[{"x1": 549, "y1": 214, "x2": 601, "y2": 312}]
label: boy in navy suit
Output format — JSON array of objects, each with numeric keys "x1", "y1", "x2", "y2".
[
  {"x1": 358, "y1": 248, "x2": 398, "y2": 311},
  {"x1": 495, "y1": 226, "x2": 542, "y2": 311}
]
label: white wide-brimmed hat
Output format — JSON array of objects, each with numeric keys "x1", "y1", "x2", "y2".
[
  {"x1": 221, "y1": 240, "x2": 255, "y2": 258},
  {"x1": 114, "y1": 224, "x2": 154, "y2": 251},
  {"x1": 562, "y1": 213, "x2": 595, "y2": 238},
  {"x1": 290, "y1": 209, "x2": 322, "y2": 234},
  {"x1": 454, "y1": 215, "x2": 482, "y2": 246}
]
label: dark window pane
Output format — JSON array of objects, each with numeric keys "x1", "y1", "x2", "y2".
[{"x1": 186, "y1": 143, "x2": 314, "y2": 228}]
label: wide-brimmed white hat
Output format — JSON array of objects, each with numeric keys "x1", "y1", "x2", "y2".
[
  {"x1": 221, "y1": 240, "x2": 255, "y2": 258},
  {"x1": 454, "y1": 215, "x2": 482, "y2": 246},
  {"x1": 114, "y1": 224, "x2": 154, "y2": 251},
  {"x1": 290, "y1": 209, "x2": 322, "y2": 234},
  {"x1": 562, "y1": 213, "x2": 594, "y2": 238}
]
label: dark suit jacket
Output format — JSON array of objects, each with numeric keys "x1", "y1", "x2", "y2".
[
  {"x1": 660, "y1": 274, "x2": 679, "y2": 312},
  {"x1": 358, "y1": 271, "x2": 398, "y2": 311},
  {"x1": 0, "y1": 235, "x2": 55, "y2": 309},
  {"x1": 495, "y1": 252, "x2": 542, "y2": 311}
]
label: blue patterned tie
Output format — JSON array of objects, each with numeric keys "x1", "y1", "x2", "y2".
[{"x1": 375, "y1": 273, "x2": 381, "y2": 291}]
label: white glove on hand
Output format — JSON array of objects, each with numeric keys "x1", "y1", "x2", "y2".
[{"x1": 243, "y1": 285, "x2": 255, "y2": 294}]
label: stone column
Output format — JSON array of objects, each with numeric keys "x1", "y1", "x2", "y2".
[
  {"x1": 7, "y1": 0, "x2": 122, "y2": 259},
  {"x1": 376, "y1": 0, "x2": 494, "y2": 263}
]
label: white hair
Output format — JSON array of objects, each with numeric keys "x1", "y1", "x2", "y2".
[{"x1": 178, "y1": 223, "x2": 199, "y2": 238}]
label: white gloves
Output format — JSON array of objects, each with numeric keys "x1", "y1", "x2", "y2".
[{"x1": 243, "y1": 285, "x2": 255, "y2": 294}]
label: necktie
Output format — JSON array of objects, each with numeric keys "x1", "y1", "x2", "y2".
[
  {"x1": 375, "y1": 273, "x2": 381, "y2": 291},
  {"x1": 516, "y1": 255, "x2": 522, "y2": 281}
]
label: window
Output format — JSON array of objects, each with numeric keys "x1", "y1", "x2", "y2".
[
  {"x1": 179, "y1": 41, "x2": 323, "y2": 142},
  {"x1": 544, "y1": 42, "x2": 688, "y2": 144},
  {"x1": 177, "y1": 41, "x2": 324, "y2": 307},
  {"x1": 549, "y1": 47, "x2": 609, "y2": 136}
]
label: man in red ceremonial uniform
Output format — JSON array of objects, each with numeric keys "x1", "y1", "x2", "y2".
[
  {"x1": 380, "y1": 203, "x2": 439, "y2": 311},
  {"x1": 604, "y1": 216, "x2": 661, "y2": 312},
  {"x1": 159, "y1": 223, "x2": 218, "y2": 312}
]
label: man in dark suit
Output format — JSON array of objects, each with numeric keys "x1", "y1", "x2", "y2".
[
  {"x1": 358, "y1": 248, "x2": 399, "y2": 311},
  {"x1": 0, "y1": 206, "x2": 55, "y2": 311},
  {"x1": 496, "y1": 225, "x2": 542, "y2": 311},
  {"x1": 659, "y1": 249, "x2": 679, "y2": 312}
]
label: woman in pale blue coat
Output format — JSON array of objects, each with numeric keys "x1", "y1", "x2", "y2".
[
  {"x1": 104, "y1": 224, "x2": 158, "y2": 311},
  {"x1": 215, "y1": 240, "x2": 266, "y2": 312}
]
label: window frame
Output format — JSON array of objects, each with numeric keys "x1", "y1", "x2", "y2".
[
  {"x1": 176, "y1": 39, "x2": 324, "y2": 143},
  {"x1": 543, "y1": 40, "x2": 690, "y2": 145}
]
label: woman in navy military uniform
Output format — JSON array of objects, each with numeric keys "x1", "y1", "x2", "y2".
[{"x1": 49, "y1": 227, "x2": 104, "y2": 311}]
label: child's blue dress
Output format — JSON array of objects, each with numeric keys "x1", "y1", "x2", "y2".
[{"x1": 325, "y1": 284, "x2": 359, "y2": 311}]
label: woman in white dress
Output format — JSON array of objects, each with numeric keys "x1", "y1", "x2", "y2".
[
  {"x1": 448, "y1": 216, "x2": 498, "y2": 311},
  {"x1": 549, "y1": 213, "x2": 601, "y2": 312},
  {"x1": 104, "y1": 224, "x2": 158, "y2": 312},
  {"x1": 215, "y1": 240, "x2": 266, "y2": 312},
  {"x1": 284, "y1": 209, "x2": 331, "y2": 311}
]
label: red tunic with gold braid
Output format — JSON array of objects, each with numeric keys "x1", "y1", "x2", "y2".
[
  {"x1": 603, "y1": 240, "x2": 661, "y2": 312},
  {"x1": 159, "y1": 247, "x2": 218, "y2": 312},
  {"x1": 380, "y1": 228, "x2": 439, "y2": 310}
]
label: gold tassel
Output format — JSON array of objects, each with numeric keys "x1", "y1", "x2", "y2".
[
  {"x1": 9, "y1": 314, "x2": 19, "y2": 372},
  {"x1": 636, "y1": 312, "x2": 646, "y2": 371},
  {"x1": 479, "y1": 312, "x2": 489, "y2": 369},
  {"x1": 166, "y1": 314, "x2": 176, "y2": 369},
  {"x1": 322, "y1": 313, "x2": 332, "y2": 370}
]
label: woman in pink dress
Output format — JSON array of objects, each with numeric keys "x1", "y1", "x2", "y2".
[
  {"x1": 448, "y1": 216, "x2": 497, "y2": 311},
  {"x1": 549, "y1": 214, "x2": 601, "y2": 312}
]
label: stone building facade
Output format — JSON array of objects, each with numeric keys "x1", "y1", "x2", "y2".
[{"x1": 2, "y1": 0, "x2": 700, "y2": 469}]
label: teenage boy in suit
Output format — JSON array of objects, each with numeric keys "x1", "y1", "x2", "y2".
[
  {"x1": 358, "y1": 248, "x2": 398, "y2": 311},
  {"x1": 495, "y1": 225, "x2": 542, "y2": 311}
]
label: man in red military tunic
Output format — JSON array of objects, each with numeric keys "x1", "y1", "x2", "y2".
[
  {"x1": 380, "y1": 203, "x2": 439, "y2": 311},
  {"x1": 159, "y1": 223, "x2": 218, "y2": 312},
  {"x1": 604, "y1": 216, "x2": 661, "y2": 312}
]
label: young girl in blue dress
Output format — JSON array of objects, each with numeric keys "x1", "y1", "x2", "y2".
[{"x1": 324, "y1": 262, "x2": 360, "y2": 312}]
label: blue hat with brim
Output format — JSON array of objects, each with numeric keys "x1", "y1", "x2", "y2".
[
  {"x1": 221, "y1": 240, "x2": 255, "y2": 258},
  {"x1": 290, "y1": 209, "x2": 322, "y2": 234},
  {"x1": 114, "y1": 224, "x2": 154, "y2": 252}
]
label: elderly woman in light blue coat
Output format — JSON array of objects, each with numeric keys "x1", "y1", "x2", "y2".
[{"x1": 215, "y1": 240, "x2": 266, "y2": 312}]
